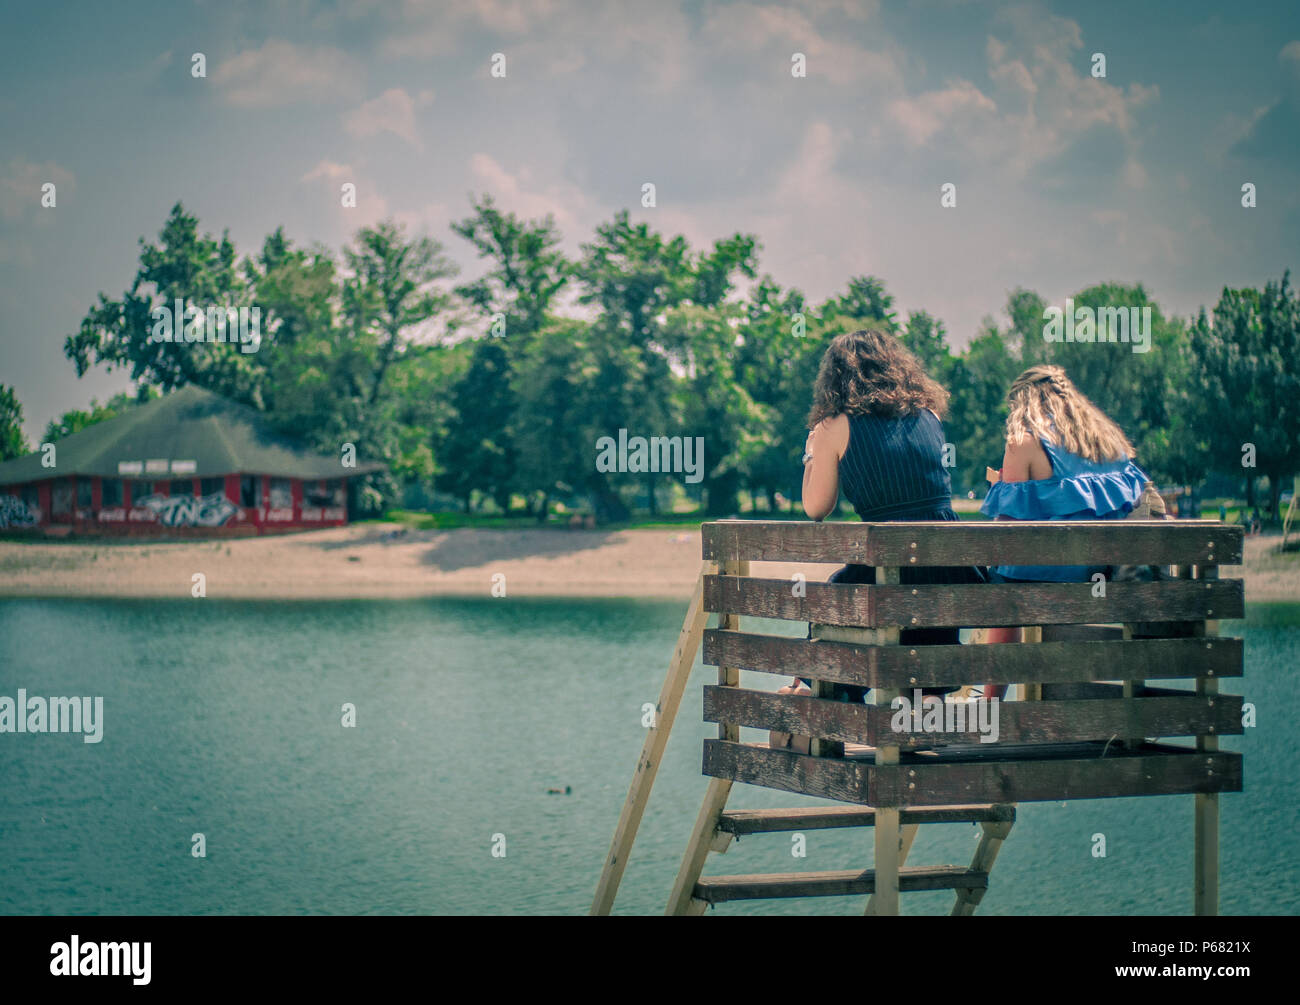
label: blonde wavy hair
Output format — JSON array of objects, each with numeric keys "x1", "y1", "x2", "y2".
[{"x1": 1005, "y1": 365, "x2": 1135, "y2": 463}]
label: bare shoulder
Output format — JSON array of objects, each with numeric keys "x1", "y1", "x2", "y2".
[
  {"x1": 815, "y1": 414, "x2": 851, "y2": 458},
  {"x1": 1003, "y1": 430, "x2": 1051, "y2": 480},
  {"x1": 1005, "y1": 430, "x2": 1044, "y2": 458}
]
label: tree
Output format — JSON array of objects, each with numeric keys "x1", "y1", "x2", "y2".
[
  {"x1": 438, "y1": 337, "x2": 518, "y2": 512},
  {"x1": 900, "y1": 309, "x2": 954, "y2": 381},
  {"x1": 735, "y1": 276, "x2": 816, "y2": 510},
  {"x1": 342, "y1": 221, "x2": 459, "y2": 408},
  {"x1": 945, "y1": 319, "x2": 1020, "y2": 493},
  {"x1": 340, "y1": 221, "x2": 460, "y2": 513},
  {"x1": 452, "y1": 194, "x2": 571, "y2": 337},
  {"x1": 42, "y1": 388, "x2": 158, "y2": 443},
  {"x1": 0, "y1": 386, "x2": 27, "y2": 461},
  {"x1": 1186, "y1": 273, "x2": 1300, "y2": 518},
  {"x1": 63, "y1": 203, "x2": 260, "y2": 404},
  {"x1": 821, "y1": 276, "x2": 899, "y2": 331},
  {"x1": 511, "y1": 318, "x2": 598, "y2": 519},
  {"x1": 574, "y1": 212, "x2": 756, "y2": 520},
  {"x1": 1033, "y1": 283, "x2": 1187, "y2": 483},
  {"x1": 449, "y1": 196, "x2": 573, "y2": 514}
]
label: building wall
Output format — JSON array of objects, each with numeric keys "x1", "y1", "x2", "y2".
[{"x1": 0, "y1": 474, "x2": 351, "y2": 535}]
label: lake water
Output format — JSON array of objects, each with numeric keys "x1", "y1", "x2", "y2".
[{"x1": 1, "y1": 596, "x2": 1296, "y2": 915}]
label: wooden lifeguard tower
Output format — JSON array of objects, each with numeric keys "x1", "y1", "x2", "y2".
[{"x1": 592, "y1": 519, "x2": 1244, "y2": 915}]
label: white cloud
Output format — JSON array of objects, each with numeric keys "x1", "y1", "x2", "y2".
[
  {"x1": 887, "y1": 81, "x2": 998, "y2": 147},
  {"x1": 380, "y1": 0, "x2": 567, "y2": 59},
  {"x1": 301, "y1": 160, "x2": 390, "y2": 227},
  {"x1": 466, "y1": 152, "x2": 593, "y2": 239},
  {"x1": 344, "y1": 88, "x2": 425, "y2": 148},
  {"x1": 213, "y1": 41, "x2": 364, "y2": 107},
  {"x1": 0, "y1": 158, "x2": 75, "y2": 221},
  {"x1": 878, "y1": 11, "x2": 1158, "y2": 179},
  {"x1": 1280, "y1": 39, "x2": 1300, "y2": 101},
  {"x1": 699, "y1": 1, "x2": 902, "y2": 88}
]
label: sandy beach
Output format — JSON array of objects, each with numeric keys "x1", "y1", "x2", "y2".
[{"x1": 0, "y1": 523, "x2": 1296, "y2": 603}]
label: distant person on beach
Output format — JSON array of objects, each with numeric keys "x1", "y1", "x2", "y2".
[
  {"x1": 771, "y1": 328, "x2": 984, "y2": 753},
  {"x1": 979, "y1": 366, "x2": 1150, "y2": 700}
]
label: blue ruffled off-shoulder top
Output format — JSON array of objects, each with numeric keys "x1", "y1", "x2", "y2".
[{"x1": 980, "y1": 437, "x2": 1149, "y2": 581}]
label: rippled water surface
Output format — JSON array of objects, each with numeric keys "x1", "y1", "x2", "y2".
[{"x1": 1, "y1": 597, "x2": 1295, "y2": 915}]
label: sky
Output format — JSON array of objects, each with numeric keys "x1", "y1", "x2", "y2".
[{"x1": 2, "y1": 0, "x2": 1298, "y2": 441}]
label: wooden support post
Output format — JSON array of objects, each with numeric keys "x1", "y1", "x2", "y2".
[
  {"x1": 591, "y1": 561, "x2": 715, "y2": 916},
  {"x1": 1194, "y1": 563, "x2": 1220, "y2": 916},
  {"x1": 865, "y1": 822, "x2": 918, "y2": 915},
  {"x1": 951, "y1": 814, "x2": 1015, "y2": 916},
  {"x1": 872, "y1": 566, "x2": 903, "y2": 916},
  {"x1": 1121, "y1": 623, "x2": 1143, "y2": 750},
  {"x1": 666, "y1": 777, "x2": 733, "y2": 915},
  {"x1": 717, "y1": 559, "x2": 749, "y2": 743},
  {"x1": 810, "y1": 673, "x2": 845, "y2": 759},
  {"x1": 1021, "y1": 625, "x2": 1043, "y2": 701}
]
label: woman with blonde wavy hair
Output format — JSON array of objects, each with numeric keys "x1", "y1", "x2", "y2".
[{"x1": 980, "y1": 365, "x2": 1151, "y2": 698}]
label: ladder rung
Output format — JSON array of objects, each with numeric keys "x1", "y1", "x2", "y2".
[
  {"x1": 718, "y1": 804, "x2": 1015, "y2": 835},
  {"x1": 694, "y1": 865, "x2": 987, "y2": 903}
]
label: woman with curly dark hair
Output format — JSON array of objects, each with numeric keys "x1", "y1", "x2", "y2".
[{"x1": 770, "y1": 327, "x2": 984, "y2": 752}]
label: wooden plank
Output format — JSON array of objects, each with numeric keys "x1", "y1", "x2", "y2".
[
  {"x1": 716, "y1": 803, "x2": 1015, "y2": 835},
  {"x1": 591, "y1": 562, "x2": 714, "y2": 916},
  {"x1": 704, "y1": 739, "x2": 874, "y2": 803},
  {"x1": 701, "y1": 520, "x2": 1242, "y2": 567},
  {"x1": 704, "y1": 685, "x2": 867, "y2": 745},
  {"x1": 703, "y1": 576, "x2": 1244, "y2": 628},
  {"x1": 693, "y1": 865, "x2": 986, "y2": 903},
  {"x1": 703, "y1": 631, "x2": 1244, "y2": 689},
  {"x1": 702, "y1": 739, "x2": 1242, "y2": 806},
  {"x1": 869, "y1": 745, "x2": 1243, "y2": 807},
  {"x1": 703, "y1": 685, "x2": 1243, "y2": 746}
]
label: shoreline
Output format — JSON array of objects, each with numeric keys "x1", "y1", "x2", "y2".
[{"x1": 0, "y1": 524, "x2": 1295, "y2": 604}]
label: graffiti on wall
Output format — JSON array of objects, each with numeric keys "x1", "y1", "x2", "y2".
[
  {"x1": 136, "y1": 492, "x2": 238, "y2": 527},
  {"x1": 0, "y1": 494, "x2": 40, "y2": 529}
]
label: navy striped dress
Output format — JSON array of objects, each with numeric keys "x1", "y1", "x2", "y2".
[{"x1": 804, "y1": 410, "x2": 984, "y2": 700}]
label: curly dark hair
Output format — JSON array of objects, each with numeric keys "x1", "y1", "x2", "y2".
[{"x1": 807, "y1": 328, "x2": 950, "y2": 427}]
